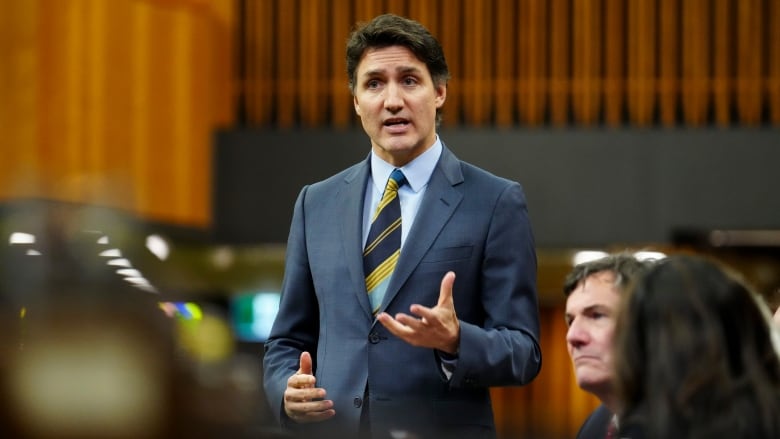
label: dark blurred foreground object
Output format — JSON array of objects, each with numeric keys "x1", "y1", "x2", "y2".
[{"x1": 0, "y1": 199, "x2": 291, "y2": 438}]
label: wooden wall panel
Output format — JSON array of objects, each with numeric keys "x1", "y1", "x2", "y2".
[
  {"x1": 602, "y1": 0, "x2": 624, "y2": 126},
  {"x1": 682, "y1": 0, "x2": 709, "y2": 126},
  {"x1": 439, "y1": 0, "x2": 463, "y2": 127},
  {"x1": 517, "y1": 0, "x2": 546, "y2": 125},
  {"x1": 627, "y1": 0, "x2": 656, "y2": 126},
  {"x1": 299, "y1": 0, "x2": 327, "y2": 126},
  {"x1": 463, "y1": 0, "x2": 493, "y2": 126},
  {"x1": 549, "y1": 0, "x2": 570, "y2": 126},
  {"x1": 3, "y1": 0, "x2": 780, "y2": 228},
  {"x1": 275, "y1": 1, "x2": 297, "y2": 128},
  {"x1": 0, "y1": 0, "x2": 40, "y2": 199},
  {"x1": 1, "y1": 0, "x2": 233, "y2": 226},
  {"x1": 737, "y1": 0, "x2": 763, "y2": 125},
  {"x1": 572, "y1": 0, "x2": 601, "y2": 125},
  {"x1": 713, "y1": 0, "x2": 732, "y2": 126},
  {"x1": 657, "y1": 0, "x2": 678, "y2": 126},
  {"x1": 330, "y1": 0, "x2": 354, "y2": 128},
  {"x1": 494, "y1": 0, "x2": 516, "y2": 127}
]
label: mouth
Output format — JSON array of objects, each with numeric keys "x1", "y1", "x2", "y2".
[
  {"x1": 383, "y1": 118, "x2": 410, "y2": 128},
  {"x1": 572, "y1": 355, "x2": 600, "y2": 364}
]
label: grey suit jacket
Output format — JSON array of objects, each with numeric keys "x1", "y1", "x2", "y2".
[{"x1": 262, "y1": 145, "x2": 541, "y2": 439}]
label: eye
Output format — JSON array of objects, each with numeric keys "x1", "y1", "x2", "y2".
[
  {"x1": 366, "y1": 79, "x2": 381, "y2": 89},
  {"x1": 402, "y1": 76, "x2": 418, "y2": 86}
]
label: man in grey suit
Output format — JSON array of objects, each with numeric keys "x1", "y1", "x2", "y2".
[
  {"x1": 262, "y1": 13, "x2": 541, "y2": 439},
  {"x1": 564, "y1": 254, "x2": 655, "y2": 439}
]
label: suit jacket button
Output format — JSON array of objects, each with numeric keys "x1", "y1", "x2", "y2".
[
  {"x1": 353, "y1": 397, "x2": 363, "y2": 408},
  {"x1": 368, "y1": 332, "x2": 380, "y2": 344}
]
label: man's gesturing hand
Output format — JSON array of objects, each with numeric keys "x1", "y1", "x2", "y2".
[
  {"x1": 283, "y1": 351, "x2": 335, "y2": 423},
  {"x1": 376, "y1": 271, "x2": 460, "y2": 354}
]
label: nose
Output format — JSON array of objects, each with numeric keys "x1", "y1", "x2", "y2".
[
  {"x1": 566, "y1": 319, "x2": 589, "y2": 349},
  {"x1": 384, "y1": 82, "x2": 403, "y2": 112}
]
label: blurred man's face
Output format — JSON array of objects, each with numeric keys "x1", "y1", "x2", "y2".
[{"x1": 565, "y1": 271, "x2": 621, "y2": 400}]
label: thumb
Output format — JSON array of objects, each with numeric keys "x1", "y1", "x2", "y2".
[
  {"x1": 437, "y1": 271, "x2": 456, "y2": 307},
  {"x1": 298, "y1": 351, "x2": 313, "y2": 375}
]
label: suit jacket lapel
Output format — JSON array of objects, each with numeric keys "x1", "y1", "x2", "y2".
[
  {"x1": 377, "y1": 146, "x2": 464, "y2": 316},
  {"x1": 340, "y1": 157, "x2": 374, "y2": 320}
]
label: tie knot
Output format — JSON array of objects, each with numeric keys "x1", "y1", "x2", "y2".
[{"x1": 388, "y1": 168, "x2": 407, "y2": 190}]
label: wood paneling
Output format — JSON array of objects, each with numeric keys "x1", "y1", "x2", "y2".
[
  {"x1": 1, "y1": 0, "x2": 233, "y2": 226},
  {"x1": 4, "y1": 0, "x2": 779, "y2": 228}
]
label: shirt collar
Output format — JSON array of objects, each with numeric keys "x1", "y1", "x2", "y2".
[{"x1": 370, "y1": 136, "x2": 442, "y2": 193}]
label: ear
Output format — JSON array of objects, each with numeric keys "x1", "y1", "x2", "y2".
[
  {"x1": 434, "y1": 83, "x2": 447, "y2": 109},
  {"x1": 353, "y1": 95, "x2": 361, "y2": 116}
]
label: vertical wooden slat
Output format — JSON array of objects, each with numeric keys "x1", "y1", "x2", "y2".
[
  {"x1": 86, "y1": 0, "x2": 106, "y2": 195},
  {"x1": 131, "y1": 0, "x2": 151, "y2": 218},
  {"x1": 38, "y1": 0, "x2": 66, "y2": 199},
  {"x1": 354, "y1": 0, "x2": 384, "y2": 23},
  {"x1": 627, "y1": 0, "x2": 656, "y2": 126},
  {"x1": 330, "y1": 0, "x2": 354, "y2": 128},
  {"x1": 603, "y1": 0, "x2": 624, "y2": 126},
  {"x1": 494, "y1": 0, "x2": 516, "y2": 127},
  {"x1": 0, "y1": 0, "x2": 40, "y2": 199},
  {"x1": 462, "y1": 0, "x2": 492, "y2": 125},
  {"x1": 144, "y1": 5, "x2": 177, "y2": 219},
  {"x1": 384, "y1": 0, "x2": 408, "y2": 16},
  {"x1": 171, "y1": 10, "x2": 192, "y2": 220},
  {"x1": 657, "y1": 0, "x2": 678, "y2": 126},
  {"x1": 408, "y1": 0, "x2": 438, "y2": 34},
  {"x1": 572, "y1": 0, "x2": 601, "y2": 125},
  {"x1": 299, "y1": 0, "x2": 325, "y2": 126},
  {"x1": 549, "y1": 0, "x2": 569, "y2": 126},
  {"x1": 94, "y1": 0, "x2": 134, "y2": 209},
  {"x1": 681, "y1": 0, "x2": 709, "y2": 126},
  {"x1": 517, "y1": 0, "x2": 546, "y2": 126},
  {"x1": 64, "y1": 0, "x2": 87, "y2": 201},
  {"x1": 243, "y1": 0, "x2": 254, "y2": 124},
  {"x1": 712, "y1": 0, "x2": 731, "y2": 126},
  {"x1": 439, "y1": 0, "x2": 462, "y2": 127},
  {"x1": 208, "y1": 0, "x2": 236, "y2": 127},
  {"x1": 770, "y1": 0, "x2": 780, "y2": 124},
  {"x1": 275, "y1": 0, "x2": 297, "y2": 128},
  {"x1": 250, "y1": 0, "x2": 275, "y2": 126},
  {"x1": 737, "y1": 0, "x2": 762, "y2": 125},
  {"x1": 189, "y1": 6, "x2": 215, "y2": 226}
]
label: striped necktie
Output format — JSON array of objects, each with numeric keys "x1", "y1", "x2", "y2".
[{"x1": 364, "y1": 168, "x2": 406, "y2": 315}]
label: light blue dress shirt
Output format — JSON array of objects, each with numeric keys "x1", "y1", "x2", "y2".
[{"x1": 362, "y1": 137, "x2": 443, "y2": 249}]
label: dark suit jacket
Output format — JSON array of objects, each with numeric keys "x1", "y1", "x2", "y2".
[
  {"x1": 576, "y1": 404, "x2": 613, "y2": 439},
  {"x1": 262, "y1": 145, "x2": 541, "y2": 439}
]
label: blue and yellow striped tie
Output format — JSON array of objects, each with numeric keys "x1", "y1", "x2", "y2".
[{"x1": 364, "y1": 169, "x2": 406, "y2": 315}]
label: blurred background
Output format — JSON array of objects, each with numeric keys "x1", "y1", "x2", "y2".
[{"x1": 1, "y1": 0, "x2": 779, "y2": 438}]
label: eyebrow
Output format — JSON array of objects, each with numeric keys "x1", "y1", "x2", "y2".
[
  {"x1": 361, "y1": 65, "x2": 423, "y2": 78},
  {"x1": 565, "y1": 304, "x2": 611, "y2": 320}
]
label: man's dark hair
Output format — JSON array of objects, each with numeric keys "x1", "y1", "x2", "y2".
[{"x1": 563, "y1": 253, "x2": 656, "y2": 297}]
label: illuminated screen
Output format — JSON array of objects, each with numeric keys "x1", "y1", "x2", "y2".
[{"x1": 230, "y1": 291, "x2": 281, "y2": 342}]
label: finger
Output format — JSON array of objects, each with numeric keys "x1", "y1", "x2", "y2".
[
  {"x1": 299, "y1": 351, "x2": 313, "y2": 375},
  {"x1": 437, "y1": 271, "x2": 456, "y2": 307},
  {"x1": 377, "y1": 312, "x2": 414, "y2": 337},
  {"x1": 409, "y1": 303, "x2": 436, "y2": 321},
  {"x1": 394, "y1": 312, "x2": 426, "y2": 330}
]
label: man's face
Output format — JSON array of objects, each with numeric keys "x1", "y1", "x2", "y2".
[
  {"x1": 565, "y1": 271, "x2": 621, "y2": 400},
  {"x1": 352, "y1": 45, "x2": 446, "y2": 167}
]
